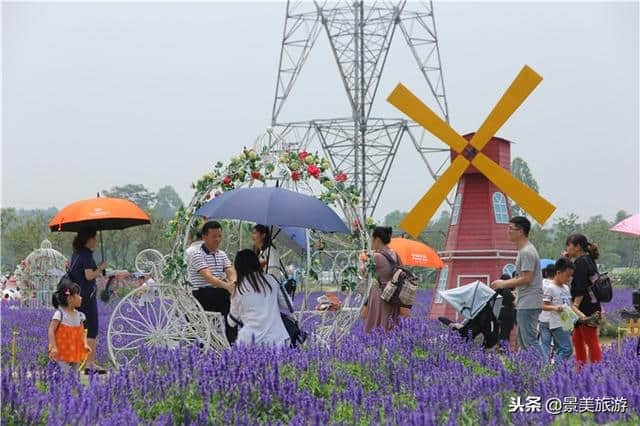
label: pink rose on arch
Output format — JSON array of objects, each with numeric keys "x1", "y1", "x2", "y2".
[
  {"x1": 307, "y1": 164, "x2": 321, "y2": 178},
  {"x1": 222, "y1": 176, "x2": 231, "y2": 186}
]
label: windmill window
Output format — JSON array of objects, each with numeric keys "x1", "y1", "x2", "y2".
[
  {"x1": 451, "y1": 194, "x2": 463, "y2": 225},
  {"x1": 493, "y1": 192, "x2": 509, "y2": 224},
  {"x1": 435, "y1": 267, "x2": 449, "y2": 304}
]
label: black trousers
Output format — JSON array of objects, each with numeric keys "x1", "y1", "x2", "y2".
[
  {"x1": 498, "y1": 311, "x2": 515, "y2": 342},
  {"x1": 192, "y1": 287, "x2": 237, "y2": 344},
  {"x1": 79, "y1": 285, "x2": 99, "y2": 339}
]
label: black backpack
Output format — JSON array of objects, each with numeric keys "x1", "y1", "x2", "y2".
[{"x1": 588, "y1": 272, "x2": 612, "y2": 303}]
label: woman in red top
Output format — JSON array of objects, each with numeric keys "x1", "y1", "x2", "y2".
[{"x1": 566, "y1": 233, "x2": 602, "y2": 367}]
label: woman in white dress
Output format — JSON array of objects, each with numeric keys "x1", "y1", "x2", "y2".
[{"x1": 228, "y1": 249, "x2": 290, "y2": 347}]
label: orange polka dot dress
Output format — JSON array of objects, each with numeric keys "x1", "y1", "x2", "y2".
[{"x1": 52, "y1": 309, "x2": 87, "y2": 363}]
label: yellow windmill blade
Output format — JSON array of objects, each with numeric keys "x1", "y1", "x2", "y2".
[
  {"x1": 469, "y1": 65, "x2": 543, "y2": 151},
  {"x1": 387, "y1": 83, "x2": 468, "y2": 153},
  {"x1": 472, "y1": 153, "x2": 556, "y2": 224},
  {"x1": 400, "y1": 156, "x2": 470, "y2": 238}
]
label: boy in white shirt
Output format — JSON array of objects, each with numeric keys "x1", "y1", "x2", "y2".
[
  {"x1": 538, "y1": 264, "x2": 556, "y2": 360},
  {"x1": 541, "y1": 257, "x2": 577, "y2": 362}
]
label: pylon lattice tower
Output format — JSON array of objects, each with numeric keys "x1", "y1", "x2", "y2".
[{"x1": 268, "y1": 0, "x2": 452, "y2": 221}]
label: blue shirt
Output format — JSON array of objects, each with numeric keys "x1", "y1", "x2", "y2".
[{"x1": 69, "y1": 247, "x2": 97, "y2": 298}]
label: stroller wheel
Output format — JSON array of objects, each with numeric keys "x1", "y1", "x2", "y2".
[{"x1": 438, "y1": 316, "x2": 453, "y2": 326}]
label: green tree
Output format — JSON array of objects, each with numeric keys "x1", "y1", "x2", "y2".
[
  {"x1": 1, "y1": 209, "x2": 52, "y2": 272},
  {"x1": 529, "y1": 224, "x2": 555, "y2": 259},
  {"x1": 383, "y1": 210, "x2": 406, "y2": 227},
  {"x1": 102, "y1": 184, "x2": 156, "y2": 210},
  {"x1": 382, "y1": 209, "x2": 450, "y2": 252},
  {"x1": 617, "y1": 268, "x2": 640, "y2": 288},
  {"x1": 153, "y1": 185, "x2": 183, "y2": 220},
  {"x1": 418, "y1": 210, "x2": 450, "y2": 252},
  {"x1": 510, "y1": 157, "x2": 540, "y2": 218},
  {"x1": 610, "y1": 210, "x2": 638, "y2": 267}
]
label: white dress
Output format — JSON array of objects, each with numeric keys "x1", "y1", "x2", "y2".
[{"x1": 229, "y1": 273, "x2": 291, "y2": 347}]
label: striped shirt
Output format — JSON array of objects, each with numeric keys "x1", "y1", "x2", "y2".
[
  {"x1": 187, "y1": 244, "x2": 231, "y2": 289},
  {"x1": 184, "y1": 241, "x2": 202, "y2": 266}
]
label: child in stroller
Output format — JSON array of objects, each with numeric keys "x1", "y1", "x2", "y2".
[{"x1": 437, "y1": 280, "x2": 502, "y2": 349}]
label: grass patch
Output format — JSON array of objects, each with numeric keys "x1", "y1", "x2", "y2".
[
  {"x1": 132, "y1": 384, "x2": 204, "y2": 423},
  {"x1": 447, "y1": 354, "x2": 497, "y2": 377},
  {"x1": 412, "y1": 346, "x2": 429, "y2": 360}
]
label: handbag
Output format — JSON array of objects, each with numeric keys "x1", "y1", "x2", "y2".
[
  {"x1": 276, "y1": 278, "x2": 307, "y2": 347},
  {"x1": 377, "y1": 251, "x2": 419, "y2": 308}
]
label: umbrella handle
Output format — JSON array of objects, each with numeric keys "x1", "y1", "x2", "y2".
[{"x1": 99, "y1": 230, "x2": 106, "y2": 276}]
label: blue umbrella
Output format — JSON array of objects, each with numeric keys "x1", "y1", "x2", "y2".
[
  {"x1": 195, "y1": 187, "x2": 350, "y2": 234},
  {"x1": 274, "y1": 226, "x2": 307, "y2": 256},
  {"x1": 541, "y1": 258, "x2": 555, "y2": 269}
]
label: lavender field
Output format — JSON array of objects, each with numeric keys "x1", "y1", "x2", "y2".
[{"x1": 2, "y1": 289, "x2": 639, "y2": 425}]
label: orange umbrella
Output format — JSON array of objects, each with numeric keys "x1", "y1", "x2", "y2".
[
  {"x1": 389, "y1": 237, "x2": 444, "y2": 269},
  {"x1": 49, "y1": 195, "x2": 151, "y2": 265},
  {"x1": 49, "y1": 196, "x2": 150, "y2": 232}
]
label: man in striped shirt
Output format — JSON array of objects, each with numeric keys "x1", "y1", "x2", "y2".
[{"x1": 187, "y1": 221, "x2": 237, "y2": 344}]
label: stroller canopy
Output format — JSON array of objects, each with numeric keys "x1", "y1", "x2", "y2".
[{"x1": 438, "y1": 280, "x2": 497, "y2": 320}]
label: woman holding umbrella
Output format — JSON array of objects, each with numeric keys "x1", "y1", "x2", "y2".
[
  {"x1": 252, "y1": 224, "x2": 282, "y2": 281},
  {"x1": 50, "y1": 194, "x2": 151, "y2": 373},
  {"x1": 69, "y1": 229, "x2": 107, "y2": 374}
]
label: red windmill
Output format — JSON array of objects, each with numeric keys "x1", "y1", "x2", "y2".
[
  {"x1": 385, "y1": 65, "x2": 557, "y2": 320},
  {"x1": 428, "y1": 134, "x2": 517, "y2": 320}
]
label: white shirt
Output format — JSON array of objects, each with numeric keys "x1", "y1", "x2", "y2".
[
  {"x1": 259, "y1": 247, "x2": 283, "y2": 282},
  {"x1": 229, "y1": 273, "x2": 290, "y2": 347},
  {"x1": 187, "y1": 244, "x2": 231, "y2": 289},
  {"x1": 185, "y1": 241, "x2": 202, "y2": 266},
  {"x1": 52, "y1": 309, "x2": 86, "y2": 327},
  {"x1": 538, "y1": 279, "x2": 554, "y2": 323},
  {"x1": 543, "y1": 281, "x2": 572, "y2": 330}
]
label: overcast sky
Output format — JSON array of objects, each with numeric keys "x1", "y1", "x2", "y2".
[{"x1": 3, "y1": 1, "x2": 639, "y2": 225}]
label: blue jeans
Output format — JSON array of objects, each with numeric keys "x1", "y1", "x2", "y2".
[
  {"x1": 550, "y1": 326, "x2": 573, "y2": 361},
  {"x1": 539, "y1": 321, "x2": 552, "y2": 360},
  {"x1": 517, "y1": 308, "x2": 543, "y2": 358}
]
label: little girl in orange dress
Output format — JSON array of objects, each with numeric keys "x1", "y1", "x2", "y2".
[{"x1": 48, "y1": 278, "x2": 91, "y2": 372}]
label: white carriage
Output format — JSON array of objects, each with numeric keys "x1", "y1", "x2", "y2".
[
  {"x1": 15, "y1": 240, "x2": 68, "y2": 305},
  {"x1": 107, "y1": 132, "x2": 372, "y2": 368}
]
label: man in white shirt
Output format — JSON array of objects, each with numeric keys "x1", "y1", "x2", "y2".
[{"x1": 187, "y1": 221, "x2": 237, "y2": 343}]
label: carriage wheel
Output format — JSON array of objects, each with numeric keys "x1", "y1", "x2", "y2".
[
  {"x1": 135, "y1": 249, "x2": 165, "y2": 278},
  {"x1": 107, "y1": 284, "x2": 212, "y2": 368}
]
